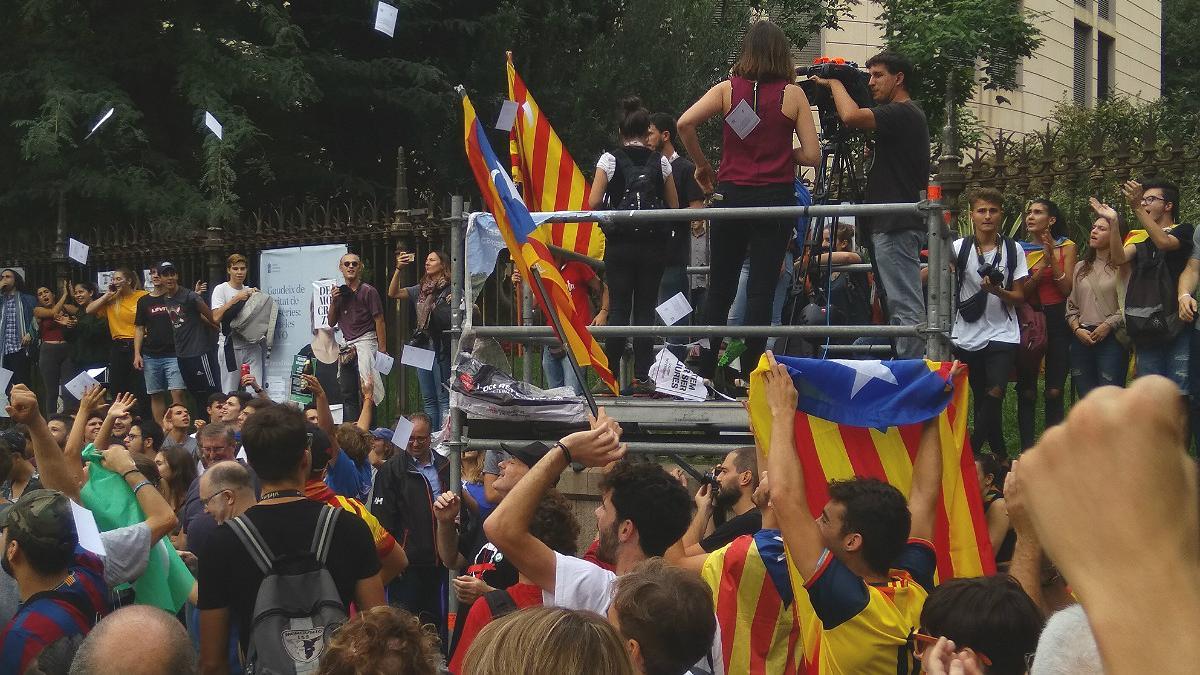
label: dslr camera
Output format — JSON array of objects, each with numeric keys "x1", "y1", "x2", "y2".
[
  {"x1": 797, "y1": 58, "x2": 874, "y2": 133},
  {"x1": 977, "y1": 262, "x2": 1005, "y2": 286}
]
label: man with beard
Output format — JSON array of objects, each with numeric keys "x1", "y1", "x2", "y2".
[
  {"x1": 679, "y1": 447, "x2": 761, "y2": 557},
  {"x1": 486, "y1": 410, "x2": 723, "y2": 673}
]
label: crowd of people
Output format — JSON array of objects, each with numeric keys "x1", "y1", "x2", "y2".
[{"x1": 0, "y1": 15, "x2": 1197, "y2": 675}]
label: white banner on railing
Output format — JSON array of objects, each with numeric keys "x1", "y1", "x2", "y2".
[{"x1": 260, "y1": 244, "x2": 347, "y2": 396}]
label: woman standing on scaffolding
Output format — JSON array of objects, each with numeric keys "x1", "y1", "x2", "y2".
[{"x1": 677, "y1": 19, "x2": 820, "y2": 395}]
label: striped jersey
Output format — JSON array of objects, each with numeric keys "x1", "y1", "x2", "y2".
[{"x1": 305, "y1": 479, "x2": 397, "y2": 558}]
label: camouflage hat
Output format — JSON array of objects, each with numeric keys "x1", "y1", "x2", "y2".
[{"x1": 0, "y1": 489, "x2": 77, "y2": 551}]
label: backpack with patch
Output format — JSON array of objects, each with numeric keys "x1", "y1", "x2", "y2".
[
  {"x1": 1124, "y1": 239, "x2": 1182, "y2": 346},
  {"x1": 228, "y1": 506, "x2": 347, "y2": 674}
]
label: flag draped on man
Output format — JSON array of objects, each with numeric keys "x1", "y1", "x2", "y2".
[
  {"x1": 462, "y1": 90, "x2": 618, "y2": 394},
  {"x1": 746, "y1": 355, "x2": 992, "y2": 673},
  {"x1": 506, "y1": 53, "x2": 605, "y2": 260},
  {"x1": 747, "y1": 355, "x2": 994, "y2": 580}
]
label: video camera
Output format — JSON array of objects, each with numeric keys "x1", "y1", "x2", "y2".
[{"x1": 797, "y1": 58, "x2": 874, "y2": 135}]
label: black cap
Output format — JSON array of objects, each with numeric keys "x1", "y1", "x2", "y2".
[
  {"x1": 155, "y1": 261, "x2": 177, "y2": 275},
  {"x1": 498, "y1": 441, "x2": 551, "y2": 468}
]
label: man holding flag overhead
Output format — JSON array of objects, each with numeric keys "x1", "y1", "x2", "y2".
[
  {"x1": 461, "y1": 87, "x2": 618, "y2": 394},
  {"x1": 754, "y1": 352, "x2": 986, "y2": 674}
]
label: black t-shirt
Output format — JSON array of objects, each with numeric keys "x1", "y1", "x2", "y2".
[
  {"x1": 1133, "y1": 222, "x2": 1195, "y2": 281},
  {"x1": 864, "y1": 100, "x2": 929, "y2": 234},
  {"x1": 666, "y1": 154, "x2": 706, "y2": 265},
  {"x1": 197, "y1": 499, "x2": 380, "y2": 650},
  {"x1": 700, "y1": 508, "x2": 763, "y2": 553},
  {"x1": 457, "y1": 508, "x2": 518, "y2": 591},
  {"x1": 165, "y1": 288, "x2": 213, "y2": 358},
  {"x1": 134, "y1": 293, "x2": 175, "y2": 357}
]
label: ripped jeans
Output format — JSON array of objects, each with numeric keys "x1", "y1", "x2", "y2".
[{"x1": 1134, "y1": 327, "x2": 1191, "y2": 390}]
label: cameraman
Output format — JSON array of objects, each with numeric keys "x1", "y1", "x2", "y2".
[
  {"x1": 810, "y1": 51, "x2": 929, "y2": 358},
  {"x1": 951, "y1": 189, "x2": 1027, "y2": 457}
]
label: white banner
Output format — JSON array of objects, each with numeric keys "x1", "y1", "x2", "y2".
[
  {"x1": 312, "y1": 279, "x2": 336, "y2": 330},
  {"x1": 260, "y1": 244, "x2": 348, "y2": 395},
  {"x1": 648, "y1": 349, "x2": 707, "y2": 401}
]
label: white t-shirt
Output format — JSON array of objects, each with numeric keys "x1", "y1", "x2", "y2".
[
  {"x1": 211, "y1": 281, "x2": 248, "y2": 346},
  {"x1": 544, "y1": 552, "x2": 725, "y2": 675},
  {"x1": 951, "y1": 238, "x2": 1029, "y2": 351}
]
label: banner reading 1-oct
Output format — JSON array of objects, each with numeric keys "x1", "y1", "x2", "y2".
[{"x1": 260, "y1": 244, "x2": 347, "y2": 395}]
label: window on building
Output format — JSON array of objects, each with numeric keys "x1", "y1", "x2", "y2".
[
  {"x1": 1098, "y1": 0, "x2": 1113, "y2": 20},
  {"x1": 1097, "y1": 32, "x2": 1115, "y2": 100},
  {"x1": 1074, "y1": 21, "x2": 1092, "y2": 106}
]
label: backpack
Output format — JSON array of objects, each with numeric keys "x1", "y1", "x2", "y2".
[
  {"x1": 955, "y1": 236, "x2": 1018, "y2": 323},
  {"x1": 607, "y1": 148, "x2": 665, "y2": 211},
  {"x1": 481, "y1": 589, "x2": 519, "y2": 620},
  {"x1": 1124, "y1": 239, "x2": 1182, "y2": 346},
  {"x1": 228, "y1": 291, "x2": 280, "y2": 346},
  {"x1": 228, "y1": 506, "x2": 348, "y2": 674}
]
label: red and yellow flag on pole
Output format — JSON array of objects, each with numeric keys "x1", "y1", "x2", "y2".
[
  {"x1": 506, "y1": 52, "x2": 605, "y2": 261},
  {"x1": 462, "y1": 90, "x2": 618, "y2": 394}
]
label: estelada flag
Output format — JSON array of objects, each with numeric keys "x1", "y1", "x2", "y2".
[
  {"x1": 746, "y1": 355, "x2": 994, "y2": 581},
  {"x1": 507, "y1": 52, "x2": 605, "y2": 261},
  {"x1": 461, "y1": 90, "x2": 617, "y2": 394}
]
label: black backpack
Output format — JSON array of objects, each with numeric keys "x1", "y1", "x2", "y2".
[
  {"x1": 1124, "y1": 238, "x2": 1182, "y2": 345},
  {"x1": 603, "y1": 148, "x2": 666, "y2": 240}
]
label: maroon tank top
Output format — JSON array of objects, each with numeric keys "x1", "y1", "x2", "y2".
[{"x1": 716, "y1": 76, "x2": 796, "y2": 186}]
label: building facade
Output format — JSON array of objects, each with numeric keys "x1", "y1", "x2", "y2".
[{"x1": 806, "y1": 0, "x2": 1161, "y2": 134}]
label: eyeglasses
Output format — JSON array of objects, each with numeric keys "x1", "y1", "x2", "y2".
[
  {"x1": 1141, "y1": 195, "x2": 1166, "y2": 205},
  {"x1": 201, "y1": 489, "x2": 231, "y2": 508},
  {"x1": 911, "y1": 632, "x2": 993, "y2": 667}
]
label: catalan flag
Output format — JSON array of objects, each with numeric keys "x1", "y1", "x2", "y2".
[
  {"x1": 747, "y1": 355, "x2": 994, "y2": 582},
  {"x1": 702, "y1": 530, "x2": 808, "y2": 674},
  {"x1": 507, "y1": 53, "x2": 605, "y2": 260},
  {"x1": 462, "y1": 90, "x2": 618, "y2": 394},
  {"x1": 1020, "y1": 237, "x2": 1075, "y2": 269}
]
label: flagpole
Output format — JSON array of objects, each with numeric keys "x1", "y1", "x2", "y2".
[{"x1": 529, "y1": 266, "x2": 600, "y2": 417}]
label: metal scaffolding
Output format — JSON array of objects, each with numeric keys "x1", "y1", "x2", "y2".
[{"x1": 440, "y1": 194, "x2": 953, "y2": 614}]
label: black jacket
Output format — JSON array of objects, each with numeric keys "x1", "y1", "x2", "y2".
[{"x1": 370, "y1": 451, "x2": 450, "y2": 568}]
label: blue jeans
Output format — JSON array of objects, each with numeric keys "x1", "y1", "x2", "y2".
[
  {"x1": 415, "y1": 352, "x2": 451, "y2": 430},
  {"x1": 1070, "y1": 333, "x2": 1129, "y2": 398},
  {"x1": 871, "y1": 229, "x2": 927, "y2": 359},
  {"x1": 542, "y1": 347, "x2": 584, "y2": 395},
  {"x1": 1134, "y1": 328, "x2": 1191, "y2": 390},
  {"x1": 142, "y1": 355, "x2": 184, "y2": 394},
  {"x1": 728, "y1": 251, "x2": 793, "y2": 350}
]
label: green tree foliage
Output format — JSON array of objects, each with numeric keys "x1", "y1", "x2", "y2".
[
  {"x1": 876, "y1": 0, "x2": 1042, "y2": 135},
  {"x1": 0, "y1": 0, "x2": 843, "y2": 239},
  {"x1": 1163, "y1": 0, "x2": 1200, "y2": 109}
]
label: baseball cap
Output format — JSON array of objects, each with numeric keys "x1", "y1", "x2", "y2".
[
  {"x1": 0, "y1": 489, "x2": 77, "y2": 552},
  {"x1": 155, "y1": 261, "x2": 177, "y2": 275},
  {"x1": 370, "y1": 427, "x2": 394, "y2": 442},
  {"x1": 498, "y1": 441, "x2": 551, "y2": 469}
]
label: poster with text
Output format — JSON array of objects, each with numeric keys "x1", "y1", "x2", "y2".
[{"x1": 260, "y1": 244, "x2": 347, "y2": 396}]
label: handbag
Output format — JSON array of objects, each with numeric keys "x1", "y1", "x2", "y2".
[{"x1": 1017, "y1": 303, "x2": 1047, "y2": 369}]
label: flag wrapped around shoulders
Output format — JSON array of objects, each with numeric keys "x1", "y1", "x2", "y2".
[
  {"x1": 1020, "y1": 237, "x2": 1074, "y2": 269},
  {"x1": 462, "y1": 90, "x2": 618, "y2": 394},
  {"x1": 747, "y1": 355, "x2": 994, "y2": 581},
  {"x1": 79, "y1": 444, "x2": 195, "y2": 612},
  {"x1": 507, "y1": 53, "x2": 605, "y2": 261}
]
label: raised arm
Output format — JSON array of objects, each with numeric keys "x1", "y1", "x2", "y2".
[
  {"x1": 302, "y1": 374, "x2": 335, "y2": 437},
  {"x1": 65, "y1": 384, "x2": 106, "y2": 464},
  {"x1": 908, "y1": 364, "x2": 960, "y2": 542},
  {"x1": 33, "y1": 289, "x2": 69, "y2": 319},
  {"x1": 100, "y1": 444, "x2": 179, "y2": 542},
  {"x1": 812, "y1": 78, "x2": 875, "y2": 129},
  {"x1": 484, "y1": 418, "x2": 625, "y2": 593},
  {"x1": 356, "y1": 378, "x2": 374, "y2": 431},
  {"x1": 1093, "y1": 197, "x2": 1134, "y2": 266},
  {"x1": 761, "y1": 352, "x2": 825, "y2": 580},
  {"x1": 6, "y1": 385, "x2": 84, "y2": 501},
  {"x1": 85, "y1": 290, "x2": 114, "y2": 315},
  {"x1": 388, "y1": 252, "x2": 414, "y2": 300},
  {"x1": 1003, "y1": 460, "x2": 1046, "y2": 615},
  {"x1": 433, "y1": 491, "x2": 467, "y2": 569},
  {"x1": 94, "y1": 392, "x2": 136, "y2": 455}
]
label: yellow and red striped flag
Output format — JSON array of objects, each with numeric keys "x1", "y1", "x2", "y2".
[
  {"x1": 747, "y1": 356, "x2": 994, "y2": 581},
  {"x1": 506, "y1": 53, "x2": 606, "y2": 261},
  {"x1": 461, "y1": 90, "x2": 618, "y2": 394}
]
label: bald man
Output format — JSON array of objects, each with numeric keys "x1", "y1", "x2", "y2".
[{"x1": 69, "y1": 605, "x2": 196, "y2": 675}]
